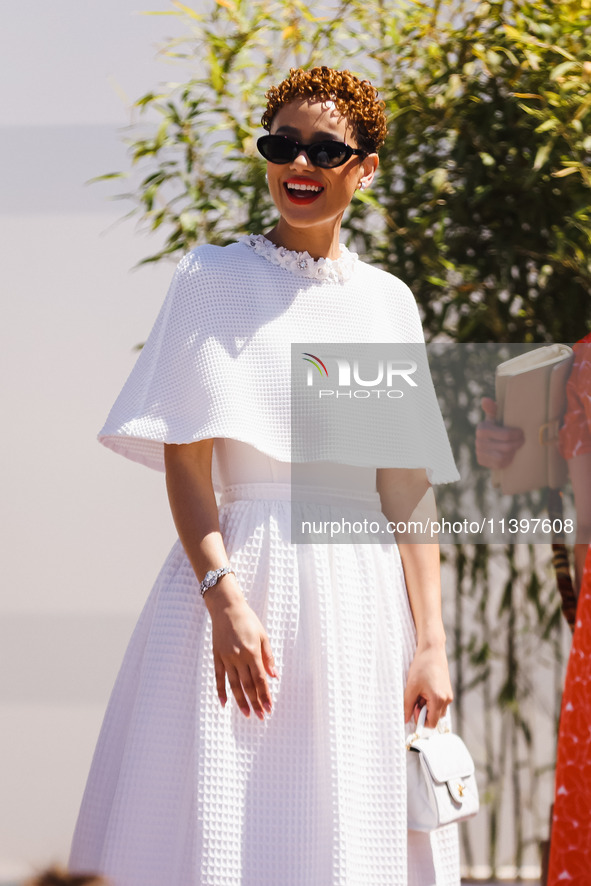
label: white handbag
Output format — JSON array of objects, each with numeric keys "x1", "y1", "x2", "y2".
[{"x1": 406, "y1": 707, "x2": 480, "y2": 831}]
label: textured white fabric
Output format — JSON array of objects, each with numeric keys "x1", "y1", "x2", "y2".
[
  {"x1": 70, "y1": 442, "x2": 460, "y2": 886},
  {"x1": 71, "y1": 241, "x2": 461, "y2": 885},
  {"x1": 98, "y1": 236, "x2": 459, "y2": 487}
]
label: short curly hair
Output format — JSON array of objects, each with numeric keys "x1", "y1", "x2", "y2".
[{"x1": 261, "y1": 66, "x2": 387, "y2": 155}]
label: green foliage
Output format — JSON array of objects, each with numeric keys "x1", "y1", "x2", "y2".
[
  {"x1": 372, "y1": 0, "x2": 591, "y2": 342},
  {"x1": 106, "y1": 0, "x2": 377, "y2": 263},
  {"x1": 108, "y1": 0, "x2": 591, "y2": 346},
  {"x1": 98, "y1": 0, "x2": 590, "y2": 875}
]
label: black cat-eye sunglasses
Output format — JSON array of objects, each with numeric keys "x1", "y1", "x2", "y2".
[{"x1": 257, "y1": 134, "x2": 365, "y2": 169}]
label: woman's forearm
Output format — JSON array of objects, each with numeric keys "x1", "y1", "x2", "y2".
[
  {"x1": 376, "y1": 468, "x2": 446, "y2": 645},
  {"x1": 395, "y1": 540, "x2": 446, "y2": 647},
  {"x1": 163, "y1": 440, "x2": 244, "y2": 614},
  {"x1": 376, "y1": 467, "x2": 453, "y2": 724},
  {"x1": 164, "y1": 440, "x2": 275, "y2": 718}
]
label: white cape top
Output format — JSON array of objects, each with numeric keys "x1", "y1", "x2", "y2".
[{"x1": 99, "y1": 235, "x2": 459, "y2": 490}]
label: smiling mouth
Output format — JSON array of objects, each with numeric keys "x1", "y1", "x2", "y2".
[{"x1": 284, "y1": 182, "x2": 324, "y2": 203}]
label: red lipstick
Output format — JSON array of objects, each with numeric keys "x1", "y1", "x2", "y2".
[{"x1": 283, "y1": 176, "x2": 324, "y2": 204}]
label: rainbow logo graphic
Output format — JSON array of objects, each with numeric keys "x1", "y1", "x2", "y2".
[{"x1": 301, "y1": 352, "x2": 328, "y2": 377}]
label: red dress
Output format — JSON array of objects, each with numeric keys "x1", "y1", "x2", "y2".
[{"x1": 547, "y1": 333, "x2": 591, "y2": 886}]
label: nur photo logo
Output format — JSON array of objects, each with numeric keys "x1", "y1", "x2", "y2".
[{"x1": 302, "y1": 352, "x2": 418, "y2": 399}]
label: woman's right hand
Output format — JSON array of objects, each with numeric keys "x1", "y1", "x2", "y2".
[{"x1": 207, "y1": 582, "x2": 278, "y2": 720}]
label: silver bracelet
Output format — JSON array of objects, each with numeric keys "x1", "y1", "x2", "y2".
[{"x1": 199, "y1": 566, "x2": 235, "y2": 598}]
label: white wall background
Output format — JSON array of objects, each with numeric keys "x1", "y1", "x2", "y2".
[{"x1": 0, "y1": 3, "x2": 190, "y2": 879}]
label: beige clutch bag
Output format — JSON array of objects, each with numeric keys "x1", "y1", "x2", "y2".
[{"x1": 493, "y1": 345, "x2": 574, "y2": 495}]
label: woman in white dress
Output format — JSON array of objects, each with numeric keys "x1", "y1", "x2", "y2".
[{"x1": 69, "y1": 66, "x2": 461, "y2": 885}]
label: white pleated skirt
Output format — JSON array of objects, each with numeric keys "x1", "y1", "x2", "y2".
[{"x1": 69, "y1": 439, "x2": 460, "y2": 885}]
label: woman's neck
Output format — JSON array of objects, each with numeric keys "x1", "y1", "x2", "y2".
[{"x1": 264, "y1": 219, "x2": 343, "y2": 260}]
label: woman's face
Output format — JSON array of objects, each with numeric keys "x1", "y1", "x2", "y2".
[{"x1": 265, "y1": 97, "x2": 378, "y2": 238}]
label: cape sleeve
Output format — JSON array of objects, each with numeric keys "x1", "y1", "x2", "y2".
[
  {"x1": 99, "y1": 250, "x2": 208, "y2": 472},
  {"x1": 390, "y1": 281, "x2": 460, "y2": 486},
  {"x1": 289, "y1": 267, "x2": 460, "y2": 487},
  {"x1": 290, "y1": 340, "x2": 460, "y2": 486},
  {"x1": 98, "y1": 245, "x2": 293, "y2": 489},
  {"x1": 98, "y1": 246, "x2": 459, "y2": 488}
]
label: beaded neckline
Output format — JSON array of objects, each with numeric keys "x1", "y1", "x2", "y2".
[{"x1": 239, "y1": 234, "x2": 359, "y2": 284}]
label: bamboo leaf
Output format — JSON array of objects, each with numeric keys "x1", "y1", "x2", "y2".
[
  {"x1": 207, "y1": 46, "x2": 224, "y2": 94},
  {"x1": 516, "y1": 102, "x2": 546, "y2": 119},
  {"x1": 534, "y1": 118, "x2": 558, "y2": 134},
  {"x1": 550, "y1": 60, "x2": 579, "y2": 81},
  {"x1": 533, "y1": 143, "x2": 551, "y2": 170},
  {"x1": 171, "y1": 1, "x2": 204, "y2": 20},
  {"x1": 503, "y1": 25, "x2": 577, "y2": 61},
  {"x1": 552, "y1": 166, "x2": 580, "y2": 177},
  {"x1": 479, "y1": 152, "x2": 495, "y2": 166},
  {"x1": 86, "y1": 172, "x2": 127, "y2": 183},
  {"x1": 353, "y1": 190, "x2": 386, "y2": 213}
]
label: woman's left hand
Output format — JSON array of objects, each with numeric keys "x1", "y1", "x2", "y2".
[{"x1": 403, "y1": 641, "x2": 453, "y2": 728}]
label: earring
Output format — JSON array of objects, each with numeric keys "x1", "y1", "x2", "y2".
[{"x1": 358, "y1": 182, "x2": 367, "y2": 191}]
